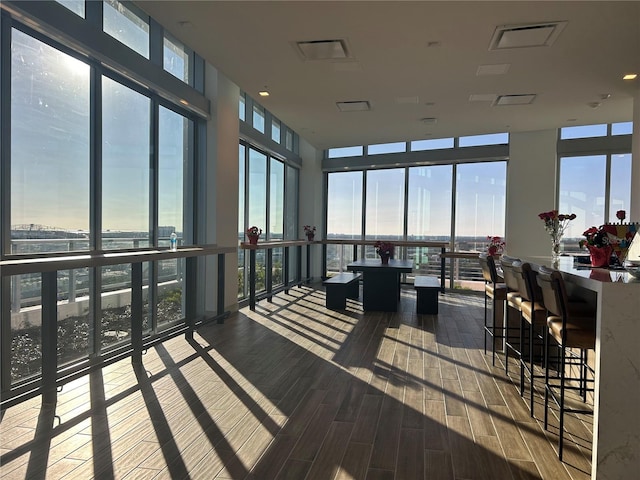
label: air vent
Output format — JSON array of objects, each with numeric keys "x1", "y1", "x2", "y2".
[
  {"x1": 489, "y1": 22, "x2": 567, "y2": 50},
  {"x1": 494, "y1": 94, "x2": 537, "y2": 106},
  {"x1": 296, "y1": 39, "x2": 349, "y2": 60},
  {"x1": 336, "y1": 101, "x2": 370, "y2": 112}
]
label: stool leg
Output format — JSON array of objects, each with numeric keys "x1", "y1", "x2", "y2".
[
  {"x1": 519, "y1": 314, "x2": 525, "y2": 396},
  {"x1": 558, "y1": 343, "x2": 567, "y2": 461},
  {"x1": 529, "y1": 321, "x2": 535, "y2": 417},
  {"x1": 543, "y1": 327, "x2": 550, "y2": 430}
]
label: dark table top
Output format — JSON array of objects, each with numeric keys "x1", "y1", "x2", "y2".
[{"x1": 346, "y1": 258, "x2": 413, "y2": 273}]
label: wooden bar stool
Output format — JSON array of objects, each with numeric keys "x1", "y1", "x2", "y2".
[
  {"x1": 499, "y1": 255, "x2": 522, "y2": 375},
  {"x1": 536, "y1": 265, "x2": 596, "y2": 461},
  {"x1": 478, "y1": 253, "x2": 507, "y2": 366},
  {"x1": 513, "y1": 261, "x2": 547, "y2": 416}
]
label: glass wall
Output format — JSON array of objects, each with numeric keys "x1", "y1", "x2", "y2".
[
  {"x1": 559, "y1": 153, "x2": 632, "y2": 250},
  {"x1": 238, "y1": 142, "x2": 299, "y2": 299},
  {"x1": 2, "y1": 7, "x2": 203, "y2": 396},
  {"x1": 325, "y1": 161, "x2": 507, "y2": 286}
]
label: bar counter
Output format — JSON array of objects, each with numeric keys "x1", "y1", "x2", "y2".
[{"x1": 526, "y1": 256, "x2": 640, "y2": 480}]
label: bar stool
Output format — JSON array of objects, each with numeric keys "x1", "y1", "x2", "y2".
[
  {"x1": 478, "y1": 253, "x2": 507, "y2": 366},
  {"x1": 499, "y1": 255, "x2": 522, "y2": 375},
  {"x1": 513, "y1": 262, "x2": 547, "y2": 416},
  {"x1": 536, "y1": 265, "x2": 596, "y2": 461}
]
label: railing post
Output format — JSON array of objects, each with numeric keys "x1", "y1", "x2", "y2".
[
  {"x1": 131, "y1": 262, "x2": 143, "y2": 365},
  {"x1": 284, "y1": 246, "x2": 290, "y2": 294},
  {"x1": 216, "y1": 253, "x2": 225, "y2": 323},
  {"x1": 185, "y1": 256, "x2": 197, "y2": 338},
  {"x1": 41, "y1": 271, "x2": 58, "y2": 405},
  {"x1": 440, "y1": 246, "x2": 446, "y2": 292},
  {"x1": 296, "y1": 245, "x2": 302, "y2": 286},
  {"x1": 266, "y1": 248, "x2": 273, "y2": 302},
  {"x1": 68, "y1": 241, "x2": 76, "y2": 303},
  {"x1": 249, "y1": 248, "x2": 256, "y2": 311}
]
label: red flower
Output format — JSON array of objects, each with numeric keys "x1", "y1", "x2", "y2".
[{"x1": 616, "y1": 210, "x2": 626, "y2": 221}]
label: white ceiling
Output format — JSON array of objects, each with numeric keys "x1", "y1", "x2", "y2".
[{"x1": 135, "y1": 1, "x2": 640, "y2": 151}]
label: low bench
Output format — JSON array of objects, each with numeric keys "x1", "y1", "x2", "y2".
[
  {"x1": 414, "y1": 275, "x2": 440, "y2": 314},
  {"x1": 323, "y1": 272, "x2": 361, "y2": 310}
]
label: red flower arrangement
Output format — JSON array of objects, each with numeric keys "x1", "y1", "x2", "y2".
[
  {"x1": 246, "y1": 226, "x2": 262, "y2": 236},
  {"x1": 486, "y1": 236, "x2": 505, "y2": 256},
  {"x1": 616, "y1": 210, "x2": 626, "y2": 222},
  {"x1": 538, "y1": 210, "x2": 577, "y2": 238},
  {"x1": 374, "y1": 241, "x2": 394, "y2": 257}
]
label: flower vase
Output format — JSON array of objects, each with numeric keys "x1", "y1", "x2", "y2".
[
  {"x1": 380, "y1": 253, "x2": 390, "y2": 265},
  {"x1": 247, "y1": 234, "x2": 259, "y2": 245},
  {"x1": 550, "y1": 233, "x2": 562, "y2": 263},
  {"x1": 588, "y1": 245, "x2": 612, "y2": 268},
  {"x1": 306, "y1": 233, "x2": 315, "y2": 242}
]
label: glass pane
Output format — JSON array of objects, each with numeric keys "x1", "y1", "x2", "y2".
[
  {"x1": 11, "y1": 29, "x2": 90, "y2": 252},
  {"x1": 157, "y1": 259, "x2": 184, "y2": 326},
  {"x1": 560, "y1": 124, "x2": 607, "y2": 139},
  {"x1": 269, "y1": 159, "x2": 284, "y2": 239},
  {"x1": 410, "y1": 138, "x2": 454, "y2": 151},
  {"x1": 57, "y1": 268, "x2": 91, "y2": 366},
  {"x1": 455, "y1": 162, "x2": 506, "y2": 252},
  {"x1": 99, "y1": 262, "x2": 151, "y2": 345},
  {"x1": 272, "y1": 248, "x2": 283, "y2": 286},
  {"x1": 159, "y1": 106, "x2": 189, "y2": 247},
  {"x1": 328, "y1": 146, "x2": 363, "y2": 158},
  {"x1": 559, "y1": 155, "x2": 606, "y2": 241},
  {"x1": 458, "y1": 132, "x2": 508, "y2": 147},
  {"x1": 365, "y1": 168, "x2": 405, "y2": 241},
  {"x1": 285, "y1": 129, "x2": 293, "y2": 151},
  {"x1": 164, "y1": 34, "x2": 190, "y2": 83},
  {"x1": 103, "y1": 0, "x2": 149, "y2": 58},
  {"x1": 102, "y1": 76, "x2": 150, "y2": 249},
  {"x1": 407, "y1": 165, "x2": 453, "y2": 239},
  {"x1": 271, "y1": 119, "x2": 281, "y2": 143},
  {"x1": 248, "y1": 148, "x2": 267, "y2": 237},
  {"x1": 368, "y1": 142, "x2": 406, "y2": 155},
  {"x1": 238, "y1": 145, "x2": 246, "y2": 298},
  {"x1": 252, "y1": 104, "x2": 265, "y2": 133},
  {"x1": 10, "y1": 275, "x2": 42, "y2": 383},
  {"x1": 56, "y1": 0, "x2": 85, "y2": 17},
  {"x1": 612, "y1": 122, "x2": 633, "y2": 136},
  {"x1": 609, "y1": 154, "x2": 632, "y2": 223},
  {"x1": 239, "y1": 94, "x2": 246, "y2": 121},
  {"x1": 285, "y1": 165, "x2": 298, "y2": 240},
  {"x1": 327, "y1": 171, "x2": 363, "y2": 238}
]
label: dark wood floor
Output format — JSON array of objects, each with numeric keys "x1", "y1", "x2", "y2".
[{"x1": 0, "y1": 286, "x2": 593, "y2": 479}]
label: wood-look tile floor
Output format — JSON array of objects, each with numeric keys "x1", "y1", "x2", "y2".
[{"x1": 0, "y1": 286, "x2": 593, "y2": 480}]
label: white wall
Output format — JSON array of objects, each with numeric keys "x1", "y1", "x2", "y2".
[
  {"x1": 298, "y1": 137, "x2": 323, "y2": 280},
  {"x1": 506, "y1": 129, "x2": 558, "y2": 258}
]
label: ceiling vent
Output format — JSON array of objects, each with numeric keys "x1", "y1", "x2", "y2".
[
  {"x1": 494, "y1": 94, "x2": 537, "y2": 106},
  {"x1": 336, "y1": 101, "x2": 370, "y2": 112},
  {"x1": 489, "y1": 22, "x2": 567, "y2": 50},
  {"x1": 296, "y1": 39, "x2": 349, "y2": 60}
]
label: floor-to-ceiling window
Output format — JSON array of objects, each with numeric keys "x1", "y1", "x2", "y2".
[
  {"x1": 237, "y1": 93, "x2": 301, "y2": 302},
  {"x1": 558, "y1": 123, "x2": 633, "y2": 253},
  {"x1": 1, "y1": 2, "x2": 204, "y2": 399},
  {"x1": 324, "y1": 136, "x2": 509, "y2": 287}
]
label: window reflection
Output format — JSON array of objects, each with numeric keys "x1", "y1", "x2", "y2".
[{"x1": 103, "y1": 0, "x2": 149, "y2": 58}]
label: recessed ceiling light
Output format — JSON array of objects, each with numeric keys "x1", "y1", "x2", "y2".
[
  {"x1": 623, "y1": 74, "x2": 638, "y2": 80},
  {"x1": 494, "y1": 94, "x2": 536, "y2": 106},
  {"x1": 476, "y1": 64, "x2": 510, "y2": 76},
  {"x1": 336, "y1": 101, "x2": 370, "y2": 112},
  {"x1": 296, "y1": 39, "x2": 349, "y2": 60},
  {"x1": 489, "y1": 22, "x2": 567, "y2": 50},
  {"x1": 258, "y1": 91, "x2": 270, "y2": 97},
  {"x1": 179, "y1": 99, "x2": 189, "y2": 105},
  {"x1": 396, "y1": 96, "x2": 419, "y2": 105},
  {"x1": 469, "y1": 93, "x2": 498, "y2": 102}
]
